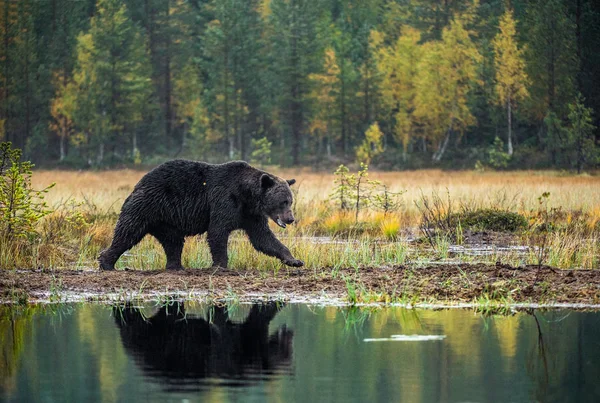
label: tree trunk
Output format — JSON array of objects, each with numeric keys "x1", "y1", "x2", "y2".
[
  {"x1": 97, "y1": 142, "x2": 104, "y2": 165},
  {"x1": 18, "y1": 5, "x2": 33, "y2": 149},
  {"x1": 236, "y1": 87, "x2": 244, "y2": 160},
  {"x1": 279, "y1": 135, "x2": 285, "y2": 167},
  {"x1": 575, "y1": 0, "x2": 582, "y2": 89},
  {"x1": 164, "y1": 2, "x2": 172, "y2": 149},
  {"x1": 224, "y1": 61, "x2": 233, "y2": 160},
  {"x1": 433, "y1": 117, "x2": 453, "y2": 162},
  {"x1": 288, "y1": 0, "x2": 302, "y2": 166},
  {"x1": 547, "y1": 20, "x2": 556, "y2": 112},
  {"x1": 576, "y1": 129, "x2": 583, "y2": 174},
  {"x1": 432, "y1": 129, "x2": 451, "y2": 162},
  {"x1": 340, "y1": 58, "x2": 347, "y2": 156},
  {"x1": 363, "y1": 58, "x2": 371, "y2": 127},
  {"x1": 507, "y1": 93, "x2": 513, "y2": 156},
  {"x1": 228, "y1": 136, "x2": 235, "y2": 161},
  {"x1": 132, "y1": 130, "x2": 137, "y2": 160},
  {"x1": 2, "y1": 1, "x2": 9, "y2": 143},
  {"x1": 24, "y1": 12, "x2": 31, "y2": 150},
  {"x1": 59, "y1": 125, "x2": 66, "y2": 161},
  {"x1": 291, "y1": 82, "x2": 301, "y2": 166}
]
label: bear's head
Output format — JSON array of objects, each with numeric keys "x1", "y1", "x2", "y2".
[{"x1": 260, "y1": 174, "x2": 296, "y2": 228}]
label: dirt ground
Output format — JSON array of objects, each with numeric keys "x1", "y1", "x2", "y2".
[{"x1": 1, "y1": 264, "x2": 599, "y2": 305}]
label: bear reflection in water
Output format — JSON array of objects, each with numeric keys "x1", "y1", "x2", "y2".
[{"x1": 113, "y1": 301, "x2": 293, "y2": 386}]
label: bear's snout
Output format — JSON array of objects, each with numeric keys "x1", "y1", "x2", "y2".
[
  {"x1": 282, "y1": 211, "x2": 295, "y2": 224},
  {"x1": 273, "y1": 210, "x2": 295, "y2": 228}
]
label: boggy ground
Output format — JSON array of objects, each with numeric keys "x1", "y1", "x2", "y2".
[{"x1": 1, "y1": 264, "x2": 599, "y2": 305}]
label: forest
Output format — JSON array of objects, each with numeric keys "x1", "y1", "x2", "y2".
[{"x1": 0, "y1": 0, "x2": 599, "y2": 170}]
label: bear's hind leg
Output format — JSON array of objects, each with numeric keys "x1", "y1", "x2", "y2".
[
  {"x1": 150, "y1": 226, "x2": 185, "y2": 271},
  {"x1": 99, "y1": 218, "x2": 148, "y2": 270}
]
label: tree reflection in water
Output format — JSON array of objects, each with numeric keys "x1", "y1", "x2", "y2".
[{"x1": 113, "y1": 301, "x2": 293, "y2": 389}]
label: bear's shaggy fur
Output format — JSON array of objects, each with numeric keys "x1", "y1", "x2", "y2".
[{"x1": 98, "y1": 160, "x2": 303, "y2": 270}]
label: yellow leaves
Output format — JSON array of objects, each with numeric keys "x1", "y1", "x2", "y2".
[
  {"x1": 258, "y1": 0, "x2": 272, "y2": 20},
  {"x1": 75, "y1": 33, "x2": 95, "y2": 78},
  {"x1": 414, "y1": 16, "x2": 482, "y2": 146},
  {"x1": 373, "y1": 27, "x2": 421, "y2": 151},
  {"x1": 49, "y1": 70, "x2": 75, "y2": 139},
  {"x1": 493, "y1": 9, "x2": 529, "y2": 107},
  {"x1": 309, "y1": 48, "x2": 340, "y2": 98},
  {"x1": 173, "y1": 63, "x2": 204, "y2": 123},
  {"x1": 309, "y1": 119, "x2": 327, "y2": 137},
  {"x1": 356, "y1": 122, "x2": 384, "y2": 164},
  {"x1": 368, "y1": 30, "x2": 385, "y2": 50}
]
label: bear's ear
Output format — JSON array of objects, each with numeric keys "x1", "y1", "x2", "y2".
[
  {"x1": 261, "y1": 174, "x2": 275, "y2": 189},
  {"x1": 287, "y1": 179, "x2": 296, "y2": 186}
]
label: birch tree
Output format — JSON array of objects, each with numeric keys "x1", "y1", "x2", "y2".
[{"x1": 493, "y1": 9, "x2": 529, "y2": 156}]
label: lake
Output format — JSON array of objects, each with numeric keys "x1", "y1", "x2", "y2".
[{"x1": 1, "y1": 302, "x2": 599, "y2": 402}]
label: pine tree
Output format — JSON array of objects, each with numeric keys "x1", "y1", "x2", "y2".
[
  {"x1": 493, "y1": 8, "x2": 529, "y2": 156},
  {"x1": 567, "y1": 93, "x2": 597, "y2": 173},
  {"x1": 308, "y1": 48, "x2": 340, "y2": 161},
  {"x1": 173, "y1": 61, "x2": 211, "y2": 158},
  {"x1": 0, "y1": 142, "x2": 54, "y2": 239},
  {"x1": 64, "y1": 0, "x2": 153, "y2": 165},
  {"x1": 0, "y1": 0, "x2": 18, "y2": 146},
  {"x1": 525, "y1": 0, "x2": 578, "y2": 121},
  {"x1": 269, "y1": 0, "x2": 323, "y2": 166}
]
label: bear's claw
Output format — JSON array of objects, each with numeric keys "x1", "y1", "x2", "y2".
[
  {"x1": 98, "y1": 252, "x2": 115, "y2": 271},
  {"x1": 284, "y1": 258, "x2": 304, "y2": 267}
]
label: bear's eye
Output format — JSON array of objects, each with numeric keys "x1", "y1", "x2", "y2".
[{"x1": 281, "y1": 201, "x2": 287, "y2": 208}]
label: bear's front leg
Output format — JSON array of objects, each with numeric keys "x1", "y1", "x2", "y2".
[
  {"x1": 207, "y1": 227, "x2": 231, "y2": 268},
  {"x1": 244, "y1": 218, "x2": 304, "y2": 268}
]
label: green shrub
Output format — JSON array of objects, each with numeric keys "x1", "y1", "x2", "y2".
[
  {"x1": 452, "y1": 209, "x2": 527, "y2": 232},
  {"x1": 487, "y1": 137, "x2": 510, "y2": 169},
  {"x1": 0, "y1": 142, "x2": 55, "y2": 240},
  {"x1": 250, "y1": 137, "x2": 272, "y2": 167}
]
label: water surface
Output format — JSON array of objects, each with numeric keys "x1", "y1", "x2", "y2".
[{"x1": 1, "y1": 303, "x2": 599, "y2": 402}]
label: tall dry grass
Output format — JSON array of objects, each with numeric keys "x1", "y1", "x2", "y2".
[
  {"x1": 33, "y1": 168, "x2": 600, "y2": 217},
  {"x1": 8, "y1": 167, "x2": 596, "y2": 270}
]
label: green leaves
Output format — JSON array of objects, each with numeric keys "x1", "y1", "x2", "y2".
[
  {"x1": 65, "y1": 0, "x2": 153, "y2": 165},
  {"x1": 0, "y1": 0, "x2": 598, "y2": 170},
  {"x1": 567, "y1": 93, "x2": 599, "y2": 172},
  {"x1": 250, "y1": 137, "x2": 273, "y2": 167},
  {"x1": 0, "y1": 142, "x2": 54, "y2": 240}
]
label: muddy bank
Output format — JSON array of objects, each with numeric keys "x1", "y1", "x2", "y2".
[{"x1": 2, "y1": 264, "x2": 599, "y2": 305}]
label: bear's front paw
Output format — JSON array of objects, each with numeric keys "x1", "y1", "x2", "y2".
[{"x1": 283, "y1": 258, "x2": 304, "y2": 267}]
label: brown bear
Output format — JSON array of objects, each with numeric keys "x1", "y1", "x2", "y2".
[{"x1": 98, "y1": 160, "x2": 304, "y2": 270}]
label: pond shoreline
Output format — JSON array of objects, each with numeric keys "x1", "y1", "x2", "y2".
[{"x1": 2, "y1": 263, "x2": 599, "y2": 306}]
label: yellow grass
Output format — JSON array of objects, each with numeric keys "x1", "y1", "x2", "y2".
[
  {"x1": 33, "y1": 168, "x2": 600, "y2": 218},
  {"x1": 9, "y1": 167, "x2": 596, "y2": 270}
]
